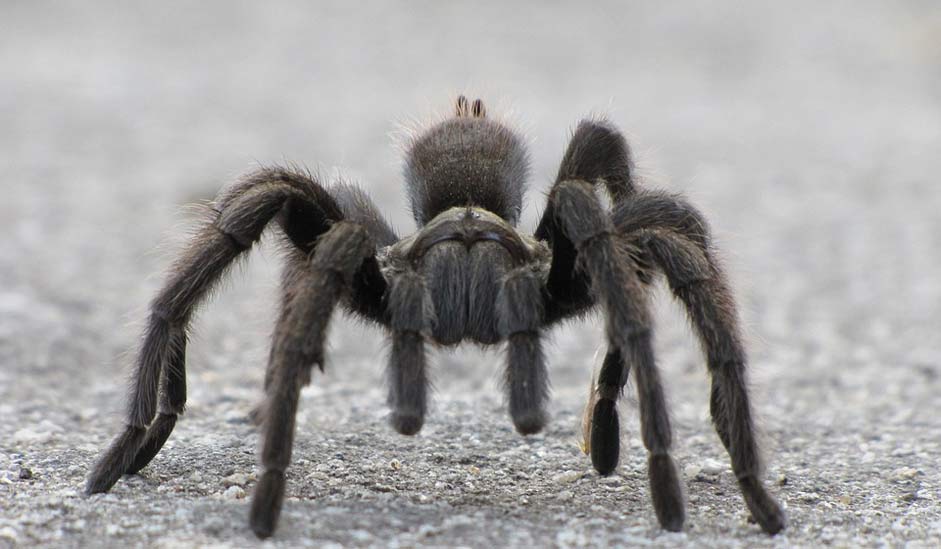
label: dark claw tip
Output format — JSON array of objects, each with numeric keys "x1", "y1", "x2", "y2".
[
  {"x1": 250, "y1": 470, "x2": 285, "y2": 539},
  {"x1": 739, "y1": 475, "x2": 787, "y2": 535},
  {"x1": 661, "y1": 515, "x2": 685, "y2": 532},
  {"x1": 251, "y1": 523, "x2": 274, "y2": 539},
  {"x1": 648, "y1": 454, "x2": 686, "y2": 532},
  {"x1": 390, "y1": 412, "x2": 424, "y2": 436},
  {"x1": 83, "y1": 479, "x2": 108, "y2": 496},
  {"x1": 762, "y1": 512, "x2": 787, "y2": 536},
  {"x1": 512, "y1": 410, "x2": 547, "y2": 436}
]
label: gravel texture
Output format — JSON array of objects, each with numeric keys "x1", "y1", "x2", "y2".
[{"x1": 2, "y1": 2, "x2": 940, "y2": 547}]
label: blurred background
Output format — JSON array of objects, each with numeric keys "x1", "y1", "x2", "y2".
[{"x1": 2, "y1": 1, "x2": 940, "y2": 546}]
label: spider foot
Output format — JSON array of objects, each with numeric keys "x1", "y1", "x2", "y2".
[
  {"x1": 512, "y1": 409, "x2": 547, "y2": 436},
  {"x1": 739, "y1": 474, "x2": 786, "y2": 535},
  {"x1": 85, "y1": 425, "x2": 147, "y2": 494},
  {"x1": 390, "y1": 411, "x2": 424, "y2": 436},
  {"x1": 125, "y1": 413, "x2": 177, "y2": 475},
  {"x1": 649, "y1": 454, "x2": 685, "y2": 532},
  {"x1": 250, "y1": 470, "x2": 286, "y2": 539}
]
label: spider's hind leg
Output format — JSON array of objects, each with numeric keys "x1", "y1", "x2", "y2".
[{"x1": 638, "y1": 227, "x2": 786, "y2": 534}]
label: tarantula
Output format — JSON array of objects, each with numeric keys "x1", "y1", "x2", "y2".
[{"x1": 86, "y1": 96, "x2": 785, "y2": 538}]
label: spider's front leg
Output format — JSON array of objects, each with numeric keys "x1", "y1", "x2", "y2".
[
  {"x1": 249, "y1": 221, "x2": 376, "y2": 538},
  {"x1": 85, "y1": 168, "x2": 341, "y2": 496}
]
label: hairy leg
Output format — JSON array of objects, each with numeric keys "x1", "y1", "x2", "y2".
[
  {"x1": 536, "y1": 120, "x2": 638, "y2": 324},
  {"x1": 550, "y1": 180, "x2": 685, "y2": 531},
  {"x1": 125, "y1": 325, "x2": 186, "y2": 474},
  {"x1": 86, "y1": 168, "x2": 345, "y2": 495},
  {"x1": 630, "y1": 335, "x2": 685, "y2": 531},
  {"x1": 498, "y1": 265, "x2": 549, "y2": 434},
  {"x1": 638, "y1": 226, "x2": 786, "y2": 535},
  {"x1": 385, "y1": 270, "x2": 429, "y2": 435},
  {"x1": 250, "y1": 221, "x2": 373, "y2": 538}
]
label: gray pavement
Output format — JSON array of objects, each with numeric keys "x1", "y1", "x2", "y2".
[{"x1": 2, "y1": 1, "x2": 940, "y2": 547}]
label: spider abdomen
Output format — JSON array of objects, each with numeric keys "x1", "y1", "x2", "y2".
[{"x1": 403, "y1": 104, "x2": 530, "y2": 227}]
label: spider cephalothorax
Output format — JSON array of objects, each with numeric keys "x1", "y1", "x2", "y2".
[{"x1": 86, "y1": 96, "x2": 786, "y2": 538}]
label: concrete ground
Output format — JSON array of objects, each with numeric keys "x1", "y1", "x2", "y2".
[{"x1": 2, "y1": 1, "x2": 940, "y2": 547}]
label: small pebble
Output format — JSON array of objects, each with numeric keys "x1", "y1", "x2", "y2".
[
  {"x1": 892, "y1": 467, "x2": 919, "y2": 481},
  {"x1": 416, "y1": 524, "x2": 439, "y2": 538},
  {"x1": 552, "y1": 470, "x2": 582, "y2": 484},
  {"x1": 18, "y1": 467, "x2": 33, "y2": 480},
  {"x1": 12, "y1": 428, "x2": 52, "y2": 444},
  {"x1": 799, "y1": 492, "x2": 820, "y2": 503},
  {"x1": 350, "y1": 530, "x2": 372, "y2": 542},
  {"x1": 700, "y1": 459, "x2": 725, "y2": 475},
  {"x1": 555, "y1": 528, "x2": 588, "y2": 547},
  {"x1": 0, "y1": 527, "x2": 18, "y2": 542},
  {"x1": 222, "y1": 473, "x2": 248, "y2": 487},
  {"x1": 222, "y1": 486, "x2": 245, "y2": 500}
]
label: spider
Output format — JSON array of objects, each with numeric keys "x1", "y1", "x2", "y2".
[{"x1": 86, "y1": 96, "x2": 786, "y2": 538}]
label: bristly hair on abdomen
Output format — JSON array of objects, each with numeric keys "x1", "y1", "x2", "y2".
[{"x1": 402, "y1": 95, "x2": 530, "y2": 228}]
